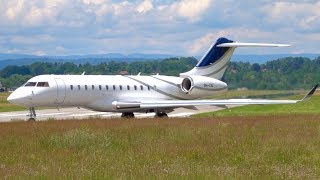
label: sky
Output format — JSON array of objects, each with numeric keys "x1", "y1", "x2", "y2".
[{"x1": 0, "y1": 0, "x2": 319, "y2": 56}]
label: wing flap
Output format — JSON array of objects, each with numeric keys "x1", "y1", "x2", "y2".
[{"x1": 139, "y1": 99, "x2": 299, "y2": 109}]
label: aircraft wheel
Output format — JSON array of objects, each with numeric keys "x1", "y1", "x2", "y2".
[
  {"x1": 121, "y1": 112, "x2": 135, "y2": 118},
  {"x1": 28, "y1": 118, "x2": 36, "y2": 122},
  {"x1": 155, "y1": 112, "x2": 168, "y2": 118}
]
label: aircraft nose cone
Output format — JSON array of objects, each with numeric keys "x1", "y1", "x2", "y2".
[
  {"x1": 7, "y1": 91, "x2": 28, "y2": 106},
  {"x1": 7, "y1": 92, "x2": 19, "y2": 104}
]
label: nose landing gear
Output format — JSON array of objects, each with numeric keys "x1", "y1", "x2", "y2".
[{"x1": 28, "y1": 107, "x2": 36, "y2": 121}]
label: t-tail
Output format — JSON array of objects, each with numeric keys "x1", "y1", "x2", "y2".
[{"x1": 181, "y1": 37, "x2": 290, "y2": 79}]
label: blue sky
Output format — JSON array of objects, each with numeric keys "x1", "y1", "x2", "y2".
[{"x1": 0, "y1": 0, "x2": 319, "y2": 56}]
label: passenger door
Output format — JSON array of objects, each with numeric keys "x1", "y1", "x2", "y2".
[{"x1": 54, "y1": 78, "x2": 66, "y2": 104}]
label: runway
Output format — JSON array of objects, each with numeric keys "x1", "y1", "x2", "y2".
[{"x1": 0, "y1": 105, "x2": 233, "y2": 122}]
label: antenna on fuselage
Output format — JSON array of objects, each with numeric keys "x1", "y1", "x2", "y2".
[
  {"x1": 81, "y1": 71, "x2": 85, "y2": 75},
  {"x1": 137, "y1": 72, "x2": 141, "y2": 76}
]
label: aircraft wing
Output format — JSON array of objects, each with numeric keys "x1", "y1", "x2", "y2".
[{"x1": 113, "y1": 84, "x2": 318, "y2": 110}]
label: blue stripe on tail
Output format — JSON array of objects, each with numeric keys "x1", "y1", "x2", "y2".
[{"x1": 196, "y1": 37, "x2": 233, "y2": 67}]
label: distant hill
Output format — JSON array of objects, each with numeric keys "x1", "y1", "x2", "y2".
[
  {"x1": 0, "y1": 53, "x2": 174, "y2": 61},
  {"x1": 0, "y1": 53, "x2": 40, "y2": 61},
  {"x1": 0, "y1": 53, "x2": 176, "y2": 69},
  {"x1": 0, "y1": 53, "x2": 318, "y2": 69}
]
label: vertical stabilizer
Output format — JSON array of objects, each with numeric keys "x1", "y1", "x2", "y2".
[
  {"x1": 181, "y1": 37, "x2": 235, "y2": 80},
  {"x1": 181, "y1": 37, "x2": 290, "y2": 79}
]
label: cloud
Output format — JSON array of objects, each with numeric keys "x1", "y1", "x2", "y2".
[
  {"x1": 262, "y1": 1, "x2": 320, "y2": 32},
  {"x1": 32, "y1": 50, "x2": 47, "y2": 56},
  {"x1": 172, "y1": 0, "x2": 212, "y2": 21},
  {"x1": 55, "y1": 46, "x2": 66, "y2": 53},
  {"x1": 82, "y1": 0, "x2": 107, "y2": 5},
  {"x1": 0, "y1": 0, "x2": 319, "y2": 55},
  {"x1": 136, "y1": 0, "x2": 153, "y2": 14},
  {"x1": 190, "y1": 33, "x2": 218, "y2": 54},
  {"x1": 24, "y1": 6, "x2": 52, "y2": 26},
  {"x1": 5, "y1": 0, "x2": 25, "y2": 20},
  {"x1": 9, "y1": 35, "x2": 55, "y2": 45}
]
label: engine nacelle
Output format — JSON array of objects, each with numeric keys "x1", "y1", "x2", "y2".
[{"x1": 181, "y1": 75, "x2": 227, "y2": 97}]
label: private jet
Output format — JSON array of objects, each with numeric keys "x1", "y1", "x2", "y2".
[{"x1": 7, "y1": 37, "x2": 318, "y2": 121}]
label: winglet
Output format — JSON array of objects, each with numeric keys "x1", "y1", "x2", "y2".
[{"x1": 301, "y1": 84, "x2": 318, "y2": 101}]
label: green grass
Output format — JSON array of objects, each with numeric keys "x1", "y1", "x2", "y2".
[
  {"x1": 0, "y1": 92, "x2": 25, "y2": 112},
  {"x1": 195, "y1": 94, "x2": 320, "y2": 117},
  {"x1": 1, "y1": 116, "x2": 320, "y2": 178},
  {"x1": 1, "y1": 90, "x2": 319, "y2": 178}
]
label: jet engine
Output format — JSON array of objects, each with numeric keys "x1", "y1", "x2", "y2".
[{"x1": 180, "y1": 75, "x2": 227, "y2": 97}]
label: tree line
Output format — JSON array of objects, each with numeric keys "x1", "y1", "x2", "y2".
[
  {"x1": 0, "y1": 56, "x2": 319, "y2": 90},
  {"x1": 224, "y1": 56, "x2": 320, "y2": 90},
  {"x1": 0, "y1": 57, "x2": 197, "y2": 89}
]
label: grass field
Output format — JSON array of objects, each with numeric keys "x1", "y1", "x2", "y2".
[
  {"x1": 0, "y1": 92, "x2": 25, "y2": 112},
  {"x1": 1, "y1": 116, "x2": 320, "y2": 178},
  {"x1": 1, "y1": 90, "x2": 320, "y2": 178}
]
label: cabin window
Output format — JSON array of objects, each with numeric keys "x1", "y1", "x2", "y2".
[
  {"x1": 140, "y1": 85, "x2": 143, "y2": 90},
  {"x1": 85, "y1": 85, "x2": 88, "y2": 90},
  {"x1": 25, "y1": 82, "x2": 37, "y2": 87},
  {"x1": 78, "y1": 85, "x2": 80, "y2": 90},
  {"x1": 134, "y1": 85, "x2": 137, "y2": 90},
  {"x1": 70, "y1": 85, "x2": 73, "y2": 90},
  {"x1": 127, "y1": 85, "x2": 130, "y2": 90},
  {"x1": 37, "y1": 82, "x2": 49, "y2": 87},
  {"x1": 106, "y1": 85, "x2": 109, "y2": 90},
  {"x1": 148, "y1": 86, "x2": 151, "y2": 90},
  {"x1": 92, "y1": 85, "x2": 95, "y2": 90},
  {"x1": 119, "y1": 85, "x2": 122, "y2": 90},
  {"x1": 99, "y1": 85, "x2": 102, "y2": 90},
  {"x1": 113, "y1": 85, "x2": 116, "y2": 90}
]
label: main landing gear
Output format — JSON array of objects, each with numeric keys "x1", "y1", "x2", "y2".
[
  {"x1": 155, "y1": 111, "x2": 168, "y2": 118},
  {"x1": 28, "y1": 107, "x2": 36, "y2": 121},
  {"x1": 121, "y1": 112, "x2": 135, "y2": 118},
  {"x1": 120, "y1": 112, "x2": 168, "y2": 118}
]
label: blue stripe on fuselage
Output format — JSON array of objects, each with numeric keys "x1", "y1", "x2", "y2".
[{"x1": 196, "y1": 37, "x2": 233, "y2": 67}]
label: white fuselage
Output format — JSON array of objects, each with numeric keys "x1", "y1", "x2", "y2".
[{"x1": 8, "y1": 74, "x2": 227, "y2": 112}]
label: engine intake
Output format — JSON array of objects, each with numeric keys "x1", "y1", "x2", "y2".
[
  {"x1": 180, "y1": 75, "x2": 227, "y2": 96},
  {"x1": 181, "y1": 77, "x2": 193, "y2": 93}
]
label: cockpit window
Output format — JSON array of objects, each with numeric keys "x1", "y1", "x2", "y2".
[
  {"x1": 37, "y1": 82, "x2": 49, "y2": 87},
  {"x1": 25, "y1": 82, "x2": 37, "y2": 87}
]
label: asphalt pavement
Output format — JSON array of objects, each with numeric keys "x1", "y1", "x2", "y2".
[{"x1": 0, "y1": 105, "x2": 232, "y2": 122}]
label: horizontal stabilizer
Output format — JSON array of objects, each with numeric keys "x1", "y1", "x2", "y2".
[{"x1": 217, "y1": 42, "x2": 290, "y2": 48}]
